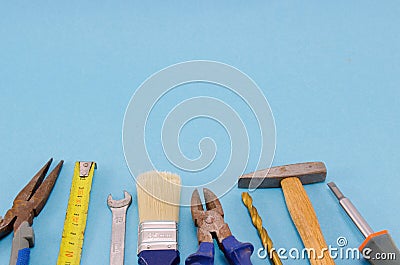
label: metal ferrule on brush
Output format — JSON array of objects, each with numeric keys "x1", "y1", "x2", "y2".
[{"x1": 138, "y1": 221, "x2": 178, "y2": 254}]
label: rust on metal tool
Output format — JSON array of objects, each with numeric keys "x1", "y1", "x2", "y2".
[
  {"x1": 0, "y1": 159, "x2": 63, "y2": 238},
  {"x1": 238, "y1": 162, "x2": 327, "y2": 188},
  {"x1": 190, "y1": 188, "x2": 232, "y2": 244}
]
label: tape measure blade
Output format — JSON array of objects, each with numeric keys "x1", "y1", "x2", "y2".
[{"x1": 57, "y1": 162, "x2": 96, "y2": 265}]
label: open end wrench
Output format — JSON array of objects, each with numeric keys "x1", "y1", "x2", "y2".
[{"x1": 107, "y1": 191, "x2": 132, "y2": 265}]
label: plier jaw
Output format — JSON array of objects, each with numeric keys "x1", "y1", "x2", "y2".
[
  {"x1": 0, "y1": 202, "x2": 34, "y2": 239},
  {"x1": 190, "y1": 188, "x2": 232, "y2": 244},
  {"x1": 186, "y1": 188, "x2": 254, "y2": 265},
  {"x1": 0, "y1": 158, "x2": 63, "y2": 238}
]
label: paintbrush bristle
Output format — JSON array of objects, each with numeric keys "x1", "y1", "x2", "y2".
[{"x1": 136, "y1": 171, "x2": 181, "y2": 223}]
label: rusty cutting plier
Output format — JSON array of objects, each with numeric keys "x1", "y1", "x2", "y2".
[
  {"x1": 0, "y1": 158, "x2": 63, "y2": 265},
  {"x1": 185, "y1": 188, "x2": 254, "y2": 265}
]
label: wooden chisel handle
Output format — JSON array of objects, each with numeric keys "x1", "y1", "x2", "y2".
[{"x1": 281, "y1": 177, "x2": 335, "y2": 265}]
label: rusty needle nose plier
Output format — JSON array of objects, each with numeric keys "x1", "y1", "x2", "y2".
[
  {"x1": 185, "y1": 188, "x2": 254, "y2": 265},
  {"x1": 0, "y1": 158, "x2": 63, "y2": 265}
]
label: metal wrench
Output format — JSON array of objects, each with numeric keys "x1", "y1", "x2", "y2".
[{"x1": 107, "y1": 191, "x2": 132, "y2": 265}]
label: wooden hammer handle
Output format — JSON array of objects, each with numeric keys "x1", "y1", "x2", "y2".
[{"x1": 281, "y1": 177, "x2": 335, "y2": 265}]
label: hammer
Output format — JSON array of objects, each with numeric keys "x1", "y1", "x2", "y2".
[{"x1": 239, "y1": 162, "x2": 335, "y2": 265}]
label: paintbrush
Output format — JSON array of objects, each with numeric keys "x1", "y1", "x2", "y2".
[{"x1": 136, "y1": 171, "x2": 181, "y2": 265}]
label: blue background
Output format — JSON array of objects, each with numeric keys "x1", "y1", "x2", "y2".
[{"x1": 0, "y1": 2, "x2": 399, "y2": 264}]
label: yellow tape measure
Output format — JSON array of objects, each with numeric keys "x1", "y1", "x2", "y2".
[{"x1": 57, "y1": 161, "x2": 96, "y2": 265}]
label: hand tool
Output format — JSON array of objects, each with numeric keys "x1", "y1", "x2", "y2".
[
  {"x1": 136, "y1": 171, "x2": 181, "y2": 265},
  {"x1": 107, "y1": 191, "x2": 132, "y2": 265},
  {"x1": 0, "y1": 158, "x2": 64, "y2": 265},
  {"x1": 57, "y1": 161, "x2": 96, "y2": 265},
  {"x1": 185, "y1": 188, "x2": 254, "y2": 265},
  {"x1": 239, "y1": 162, "x2": 335, "y2": 265},
  {"x1": 241, "y1": 192, "x2": 282, "y2": 265},
  {"x1": 328, "y1": 182, "x2": 399, "y2": 265}
]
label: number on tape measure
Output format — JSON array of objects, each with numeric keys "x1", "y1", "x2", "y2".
[{"x1": 57, "y1": 162, "x2": 96, "y2": 265}]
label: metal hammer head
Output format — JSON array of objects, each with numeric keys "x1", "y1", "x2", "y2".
[{"x1": 238, "y1": 162, "x2": 327, "y2": 189}]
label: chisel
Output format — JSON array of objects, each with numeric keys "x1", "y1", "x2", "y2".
[{"x1": 328, "y1": 182, "x2": 399, "y2": 265}]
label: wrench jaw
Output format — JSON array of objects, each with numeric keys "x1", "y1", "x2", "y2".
[
  {"x1": 107, "y1": 191, "x2": 132, "y2": 209},
  {"x1": 108, "y1": 191, "x2": 132, "y2": 265}
]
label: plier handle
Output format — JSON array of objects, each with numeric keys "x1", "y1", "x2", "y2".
[
  {"x1": 185, "y1": 188, "x2": 254, "y2": 265},
  {"x1": 0, "y1": 158, "x2": 63, "y2": 265}
]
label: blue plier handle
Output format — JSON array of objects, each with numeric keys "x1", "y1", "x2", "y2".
[
  {"x1": 0, "y1": 159, "x2": 63, "y2": 265},
  {"x1": 185, "y1": 189, "x2": 254, "y2": 265},
  {"x1": 12, "y1": 221, "x2": 34, "y2": 265}
]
